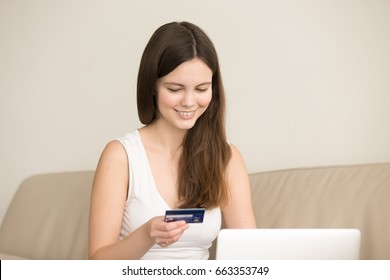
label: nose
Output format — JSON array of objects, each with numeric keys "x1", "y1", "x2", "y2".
[{"x1": 181, "y1": 91, "x2": 195, "y2": 107}]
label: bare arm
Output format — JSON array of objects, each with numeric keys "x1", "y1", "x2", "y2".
[
  {"x1": 88, "y1": 141, "x2": 188, "y2": 260},
  {"x1": 221, "y1": 144, "x2": 257, "y2": 228}
]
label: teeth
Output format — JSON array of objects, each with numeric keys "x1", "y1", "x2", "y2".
[{"x1": 180, "y1": 111, "x2": 192, "y2": 116}]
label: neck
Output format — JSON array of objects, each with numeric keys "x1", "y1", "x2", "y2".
[{"x1": 139, "y1": 121, "x2": 187, "y2": 158}]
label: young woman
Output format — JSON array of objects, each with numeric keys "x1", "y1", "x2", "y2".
[{"x1": 88, "y1": 21, "x2": 256, "y2": 260}]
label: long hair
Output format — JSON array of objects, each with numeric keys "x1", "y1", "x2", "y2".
[{"x1": 137, "y1": 22, "x2": 231, "y2": 209}]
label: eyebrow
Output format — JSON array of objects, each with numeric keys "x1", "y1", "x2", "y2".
[{"x1": 163, "y1": 82, "x2": 212, "y2": 87}]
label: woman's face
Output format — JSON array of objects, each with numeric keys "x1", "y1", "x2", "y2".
[{"x1": 155, "y1": 57, "x2": 213, "y2": 131}]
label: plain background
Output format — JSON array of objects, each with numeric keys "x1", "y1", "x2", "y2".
[{"x1": 1, "y1": 0, "x2": 389, "y2": 224}]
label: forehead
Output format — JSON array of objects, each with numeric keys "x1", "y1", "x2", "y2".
[{"x1": 159, "y1": 58, "x2": 212, "y2": 85}]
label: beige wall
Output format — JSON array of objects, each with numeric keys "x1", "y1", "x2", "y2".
[{"x1": 1, "y1": 0, "x2": 390, "y2": 223}]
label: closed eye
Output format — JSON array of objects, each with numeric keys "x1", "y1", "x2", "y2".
[{"x1": 167, "y1": 88, "x2": 182, "y2": 93}]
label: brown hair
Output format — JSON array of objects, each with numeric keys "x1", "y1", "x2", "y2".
[{"x1": 137, "y1": 22, "x2": 231, "y2": 209}]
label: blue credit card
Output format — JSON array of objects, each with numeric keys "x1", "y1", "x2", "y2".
[{"x1": 164, "y1": 208, "x2": 205, "y2": 223}]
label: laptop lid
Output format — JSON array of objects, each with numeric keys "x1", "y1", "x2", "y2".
[{"x1": 215, "y1": 228, "x2": 361, "y2": 260}]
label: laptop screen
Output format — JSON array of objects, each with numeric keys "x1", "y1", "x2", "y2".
[{"x1": 215, "y1": 228, "x2": 360, "y2": 260}]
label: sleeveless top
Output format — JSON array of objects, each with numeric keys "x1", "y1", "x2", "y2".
[{"x1": 116, "y1": 130, "x2": 221, "y2": 260}]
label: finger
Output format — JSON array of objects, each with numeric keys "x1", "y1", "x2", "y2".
[
  {"x1": 152, "y1": 217, "x2": 185, "y2": 231},
  {"x1": 157, "y1": 237, "x2": 169, "y2": 247},
  {"x1": 164, "y1": 220, "x2": 187, "y2": 230},
  {"x1": 154, "y1": 221, "x2": 187, "y2": 236},
  {"x1": 157, "y1": 223, "x2": 189, "y2": 247}
]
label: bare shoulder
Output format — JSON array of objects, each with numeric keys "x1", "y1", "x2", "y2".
[
  {"x1": 230, "y1": 143, "x2": 243, "y2": 159},
  {"x1": 93, "y1": 140, "x2": 129, "y2": 191},
  {"x1": 99, "y1": 140, "x2": 128, "y2": 165},
  {"x1": 229, "y1": 143, "x2": 240, "y2": 155},
  {"x1": 226, "y1": 143, "x2": 248, "y2": 177}
]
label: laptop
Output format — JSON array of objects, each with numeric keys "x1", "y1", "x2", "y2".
[{"x1": 215, "y1": 228, "x2": 361, "y2": 260}]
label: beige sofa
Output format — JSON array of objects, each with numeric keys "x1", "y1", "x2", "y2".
[{"x1": 1, "y1": 163, "x2": 389, "y2": 260}]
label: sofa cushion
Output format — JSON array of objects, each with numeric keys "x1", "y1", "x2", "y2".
[
  {"x1": 0, "y1": 252, "x2": 27, "y2": 260},
  {"x1": 0, "y1": 171, "x2": 94, "y2": 260},
  {"x1": 249, "y1": 163, "x2": 390, "y2": 259}
]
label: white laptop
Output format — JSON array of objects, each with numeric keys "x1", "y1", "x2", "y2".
[{"x1": 215, "y1": 228, "x2": 361, "y2": 260}]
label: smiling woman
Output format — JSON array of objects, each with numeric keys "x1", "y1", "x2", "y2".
[
  {"x1": 156, "y1": 58, "x2": 213, "y2": 130},
  {"x1": 88, "y1": 21, "x2": 256, "y2": 260}
]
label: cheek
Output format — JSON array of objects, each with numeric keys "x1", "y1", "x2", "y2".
[
  {"x1": 157, "y1": 92, "x2": 180, "y2": 108},
  {"x1": 197, "y1": 92, "x2": 213, "y2": 107}
]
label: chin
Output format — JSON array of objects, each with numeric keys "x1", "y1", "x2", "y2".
[
  {"x1": 174, "y1": 119, "x2": 198, "y2": 130},
  {"x1": 176, "y1": 123, "x2": 196, "y2": 131}
]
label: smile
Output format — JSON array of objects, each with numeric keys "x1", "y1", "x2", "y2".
[{"x1": 174, "y1": 109, "x2": 196, "y2": 118}]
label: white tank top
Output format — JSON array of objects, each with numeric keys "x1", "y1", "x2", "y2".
[{"x1": 116, "y1": 130, "x2": 221, "y2": 260}]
